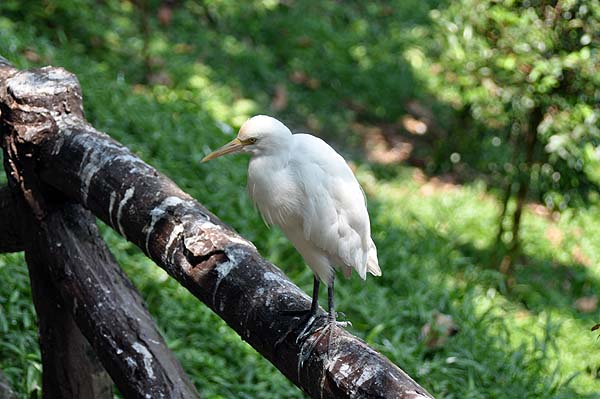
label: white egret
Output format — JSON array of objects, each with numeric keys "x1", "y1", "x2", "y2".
[{"x1": 202, "y1": 115, "x2": 381, "y2": 339}]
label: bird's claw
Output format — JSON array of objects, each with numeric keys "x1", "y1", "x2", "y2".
[
  {"x1": 335, "y1": 320, "x2": 352, "y2": 328},
  {"x1": 297, "y1": 312, "x2": 351, "y2": 343},
  {"x1": 296, "y1": 313, "x2": 320, "y2": 343},
  {"x1": 275, "y1": 308, "x2": 322, "y2": 349},
  {"x1": 297, "y1": 315, "x2": 350, "y2": 370}
]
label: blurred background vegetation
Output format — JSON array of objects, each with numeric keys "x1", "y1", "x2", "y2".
[{"x1": 0, "y1": 0, "x2": 599, "y2": 398}]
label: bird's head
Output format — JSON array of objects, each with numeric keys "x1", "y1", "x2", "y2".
[{"x1": 202, "y1": 115, "x2": 292, "y2": 162}]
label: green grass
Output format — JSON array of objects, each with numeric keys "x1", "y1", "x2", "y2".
[{"x1": 1, "y1": 1, "x2": 600, "y2": 398}]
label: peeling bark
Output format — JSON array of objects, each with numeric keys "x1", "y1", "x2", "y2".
[{"x1": 0, "y1": 62, "x2": 434, "y2": 399}]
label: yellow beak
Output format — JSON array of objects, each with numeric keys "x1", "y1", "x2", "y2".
[{"x1": 201, "y1": 138, "x2": 244, "y2": 162}]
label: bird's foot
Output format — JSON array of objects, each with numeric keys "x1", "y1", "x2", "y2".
[
  {"x1": 297, "y1": 313, "x2": 351, "y2": 368},
  {"x1": 289, "y1": 310, "x2": 351, "y2": 344},
  {"x1": 323, "y1": 313, "x2": 352, "y2": 356},
  {"x1": 275, "y1": 308, "x2": 322, "y2": 348},
  {"x1": 329, "y1": 312, "x2": 350, "y2": 326}
]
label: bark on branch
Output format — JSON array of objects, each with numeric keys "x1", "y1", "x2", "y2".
[
  {"x1": 21, "y1": 199, "x2": 200, "y2": 398},
  {"x1": 0, "y1": 186, "x2": 22, "y2": 253},
  {"x1": 18, "y1": 191, "x2": 113, "y2": 399},
  {"x1": 0, "y1": 62, "x2": 433, "y2": 399}
]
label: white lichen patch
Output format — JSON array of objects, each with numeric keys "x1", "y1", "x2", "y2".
[
  {"x1": 263, "y1": 271, "x2": 285, "y2": 282},
  {"x1": 337, "y1": 363, "x2": 351, "y2": 379},
  {"x1": 9, "y1": 68, "x2": 71, "y2": 99},
  {"x1": 355, "y1": 364, "x2": 379, "y2": 386},
  {"x1": 212, "y1": 247, "x2": 247, "y2": 309},
  {"x1": 164, "y1": 223, "x2": 184, "y2": 264},
  {"x1": 125, "y1": 356, "x2": 136, "y2": 369},
  {"x1": 184, "y1": 219, "x2": 255, "y2": 252},
  {"x1": 182, "y1": 236, "x2": 208, "y2": 258},
  {"x1": 51, "y1": 133, "x2": 65, "y2": 156},
  {"x1": 405, "y1": 390, "x2": 431, "y2": 399},
  {"x1": 263, "y1": 271, "x2": 306, "y2": 298},
  {"x1": 55, "y1": 113, "x2": 84, "y2": 134},
  {"x1": 132, "y1": 342, "x2": 155, "y2": 379},
  {"x1": 73, "y1": 128, "x2": 152, "y2": 204},
  {"x1": 76, "y1": 132, "x2": 127, "y2": 204},
  {"x1": 108, "y1": 191, "x2": 117, "y2": 228},
  {"x1": 117, "y1": 187, "x2": 135, "y2": 239},
  {"x1": 143, "y1": 196, "x2": 186, "y2": 255},
  {"x1": 46, "y1": 67, "x2": 73, "y2": 81},
  {"x1": 108, "y1": 153, "x2": 150, "y2": 174},
  {"x1": 226, "y1": 233, "x2": 256, "y2": 248}
]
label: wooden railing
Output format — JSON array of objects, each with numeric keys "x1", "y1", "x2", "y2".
[{"x1": 0, "y1": 57, "x2": 434, "y2": 399}]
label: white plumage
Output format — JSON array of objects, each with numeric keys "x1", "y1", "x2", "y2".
[{"x1": 202, "y1": 115, "x2": 380, "y2": 325}]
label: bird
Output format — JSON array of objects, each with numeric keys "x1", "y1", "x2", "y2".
[{"x1": 202, "y1": 115, "x2": 381, "y2": 344}]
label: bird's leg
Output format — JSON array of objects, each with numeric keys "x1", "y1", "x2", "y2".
[
  {"x1": 327, "y1": 281, "x2": 335, "y2": 323},
  {"x1": 310, "y1": 276, "x2": 320, "y2": 314},
  {"x1": 325, "y1": 281, "x2": 337, "y2": 355},
  {"x1": 326, "y1": 278, "x2": 350, "y2": 326},
  {"x1": 323, "y1": 279, "x2": 351, "y2": 353},
  {"x1": 327, "y1": 278, "x2": 336, "y2": 323},
  {"x1": 280, "y1": 276, "x2": 320, "y2": 316},
  {"x1": 297, "y1": 277, "x2": 352, "y2": 367},
  {"x1": 275, "y1": 276, "x2": 322, "y2": 348},
  {"x1": 296, "y1": 276, "x2": 322, "y2": 339}
]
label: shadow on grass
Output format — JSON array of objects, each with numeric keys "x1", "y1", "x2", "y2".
[
  {"x1": 158, "y1": 1, "x2": 448, "y2": 134},
  {"x1": 357, "y1": 197, "x2": 600, "y2": 398},
  {"x1": 454, "y1": 238, "x2": 600, "y2": 323}
]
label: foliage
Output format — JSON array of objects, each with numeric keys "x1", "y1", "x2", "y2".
[
  {"x1": 0, "y1": 254, "x2": 41, "y2": 397},
  {"x1": 421, "y1": 0, "x2": 600, "y2": 207},
  {"x1": 1, "y1": 1, "x2": 600, "y2": 398}
]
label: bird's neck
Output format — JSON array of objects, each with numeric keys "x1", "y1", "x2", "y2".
[{"x1": 250, "y1": 138, "x2": 292, "y2": 167}]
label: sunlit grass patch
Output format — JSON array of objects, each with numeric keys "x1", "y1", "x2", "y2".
[{"x1": 360, "y1": 165, "x2": 600, "y2": 398}]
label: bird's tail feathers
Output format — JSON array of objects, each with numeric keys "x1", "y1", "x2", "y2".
[{"x1": 367, "y1": 239, "x2": 381, "y2": 276}]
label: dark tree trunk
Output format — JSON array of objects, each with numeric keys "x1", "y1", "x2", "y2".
[
  {"x1": 494, "y1": 121, "x2": 521, "y2": 252},
  {"x1": 494, "y1": 178, "x2": 513, "y2": 249},
  {"x1": 502, "y1": 106, "x2": 544, "y2": 273},
  {"x1": 0, "y1": 62, "x2": 434, "y2": 399},
  {"x1": 0, "y1": 186, "x2": 22, "y2": 253},
  {"x1": 496, "y1": 105, "x2": 544, "y2": 274}
]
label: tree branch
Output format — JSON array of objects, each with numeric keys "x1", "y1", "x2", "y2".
[{"x1": 0, "y1": 63, "x2": 433, "y2": 398}]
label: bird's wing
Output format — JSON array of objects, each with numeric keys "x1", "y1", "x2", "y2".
[{"x1": 291, "y1": 134, "x2": 373, "y2": 279}]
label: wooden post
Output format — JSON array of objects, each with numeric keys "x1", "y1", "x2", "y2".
[
  {"x1": 1, "y1": 61, "x2": 200, "y2": 398},
  {"x1": 22, "y1": 201, "x2": 201, "y2": 398},
  {"x1": 23, "y1": 206, "x2": 114, "y2": 399},
  {"x1": 0, "y1": 62, "x2": 434, "y2": 399},
  {"x1": 0, "y1": 186, "x2": 22, "y2": 253}
]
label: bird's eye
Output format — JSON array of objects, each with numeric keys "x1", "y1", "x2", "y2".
[{"x1": 248, "y1": 137, "x2": 257, "y2": 144}]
